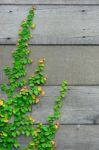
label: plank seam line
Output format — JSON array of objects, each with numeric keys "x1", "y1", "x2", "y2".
[
  {"x1": 30, "y1": 123, "x2": 99, "y2": 125},
  {"x1": 58, "y1": 123, "x2": 99, "y2": 125},
  {"x1": 1, "y1": 84, "x2": 99, "y2": 86},
  {"x1": 1, "y1": 44, "x2": 99, "y2": 46},
  {"x1": 0, "y1": 4, "x2": 99, "y2": 6}
]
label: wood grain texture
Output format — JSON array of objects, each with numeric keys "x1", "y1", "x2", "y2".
[
  {"x1": 1, "y1": 45, "x2": 99, "y2": 85},
  {"x1": 1, "y1": 5, "x2": 99, "y2": 44},
  {"x1": 1, "y1": 0, "x2": 99, "y2": 4},
  {"x1": 1, "y1": 86, "x2": 99, "y2": 124},
  {"x1": 31, "y1": 86, "x2": 99, "y2": 124},
  {"x1": 15, "y1": 125, "x2": 99, "y2": 150},
  {"x1": 56, "y1": 125, "x2": 99, "y2": 150}
]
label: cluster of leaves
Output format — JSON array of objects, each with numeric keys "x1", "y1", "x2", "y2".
[{"x1": 0, "y1": 7, "x2": 68, "y2": 150}]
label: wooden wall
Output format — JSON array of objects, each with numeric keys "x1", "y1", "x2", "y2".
[{"x1": 0, "y1": 1, "x2": 99, "y2": 149}]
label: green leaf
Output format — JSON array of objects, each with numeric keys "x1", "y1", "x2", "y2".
[
  {"x1": 26, "y1": 130, "x2": 30, "y2": 136},
  {"x1": 14, "y1": 142, "x2": 20, "y2": 148},
  {"x1": 12, "y1": 132, "x2": 17, "y2": 137}
]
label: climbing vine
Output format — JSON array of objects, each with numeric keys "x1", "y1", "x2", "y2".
[{"x1": 0, "y1": 6, "x2": 68, "y2": 150}]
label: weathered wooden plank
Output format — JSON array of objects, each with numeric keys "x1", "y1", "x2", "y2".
[
  {"x1": 15, "y1": 125, "x2": 99, "y2": 150},
  {"x1": 1, "y1": 5, "x2": 99, "y2": 44},
  {"x1": 31, "y1": 86, "x2": 99, "y2": 124},
  {"x1": 56, "y1": 125, "x2": 99, "y2": 150},
  {"x1": 1, "y1": 45, "x2": 99, "y2": 85},
  {"x1": 1, "y1": 86, "x2": 99, "y2": 124},
  {"x1": 1, "y1": 0, "x2": 99, "y2": 4}
]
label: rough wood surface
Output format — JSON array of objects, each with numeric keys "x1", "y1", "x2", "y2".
[
  {"x1": 15, "y1": 125, "x2": 99, "y2": 150},
  {"x1": 1, "y1": 86, "x2": 99, "y2": 124},
  {"x1": 1, "y1": 0, "x2": 99, "y2": 4},
  {"x1": 31, "y1": 86, "x2": 99, "y2": 124},
  {"x1": 1, "y1": 5, "x2": 99, "y2": 44},
  {"x1": 56, "y1": 125, "x2": 99, "y2": 150},
  {"x1": 1, "y1": 45, "x2": 99, "y2": 85},
  {"x1": 1, "y1": 3, "x2": 99, "y2": 149}
]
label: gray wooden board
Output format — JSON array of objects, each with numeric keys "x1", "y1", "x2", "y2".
[
  {"x1": 13, "y1": 125, "x2": 99, "y2": 150},
  {"x1": 56, "y1": 125, "x2": 99, "y2": 150},
  {"x1": 1, "y1": 5, "x2": 99, "y2": 44},
  {"x1": 1, "y1": 0, "x2": 99, "y2": 4},
  {"x1": 1, "y1": 86, "x2": 99, "y2": 124},
  {"x1": 32, "y1": 86, "x2": 99, "y2": 124},
  {"x1": 1, "y1": 45, "x2": 99, "y2": 85}
]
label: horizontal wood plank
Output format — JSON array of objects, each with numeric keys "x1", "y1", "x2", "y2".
[
  {"x1": 1, "y1": 0, "x2": 99, "y2": 4},
  {"x1": 31, "y1": 86, "x2": 99, "y2": 124},
  {"x1": 1, "y1": 45, "x2": 99, "y2": 85},
  {"x1": 56, "y1": 125, "x2": 99, "y2": 150},
  {"x1": 1, "y1": 5, "x2": 99, "y2": 44},
  {"x1": 15, "y1": 125, "x2": 99, "y2": 150},
  {"x1": 1, "y1": 86, "x2": 99, "y2": 124}
]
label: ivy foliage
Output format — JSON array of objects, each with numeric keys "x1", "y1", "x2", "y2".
[{"x1": 0, "y1": 6, "x2": 68, "y2": 150}]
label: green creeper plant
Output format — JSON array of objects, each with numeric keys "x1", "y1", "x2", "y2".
[{"x1": 0, "y1": 6, "x2": 68, "y2": 150}]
